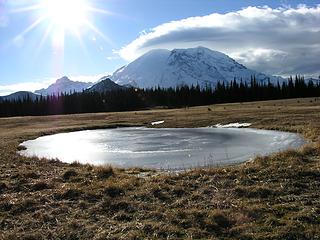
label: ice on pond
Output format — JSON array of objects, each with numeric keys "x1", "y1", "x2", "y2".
[{"x1": 19, "y1": 127, "x2": 305, "y2": 170}]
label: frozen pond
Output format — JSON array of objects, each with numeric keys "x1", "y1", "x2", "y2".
[{"x1": 19, "y1": 127, "x2": 305, "y2": 169}]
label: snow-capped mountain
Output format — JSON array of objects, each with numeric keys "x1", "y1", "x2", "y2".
[
  {"x1": 0, "y1": 91, "x2": 40, "y2": 102},
  {"x1": 88, "y1": 77, "x2": 125, "y2": 93},
  {"x1": 112, "y1": 46, "x2": 283, "y2": 88},
  {"x1": 35, "y1": 76, "x2": 94, "y2": 96}
]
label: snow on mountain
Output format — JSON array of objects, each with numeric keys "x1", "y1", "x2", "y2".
[
  {"x1": 35, "y1": 76, "x2": 94, "y2": 96},
  {"x1": 0, "y1": 91, "x2": 40, "y2": 102},
  {"x1": 111, "y1": 46, "x2": 283, "y2": 89},
  {"x1": 87, "y1": 77, "x2": 125, "y2": 93}
]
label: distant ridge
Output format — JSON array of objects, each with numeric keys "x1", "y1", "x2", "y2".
[
  {"x1": 87, "y1": 77, "x2": 125, "y2": 93},
  {"x1": 0, "y1": 91, "x2": 39, "y2": 102}
]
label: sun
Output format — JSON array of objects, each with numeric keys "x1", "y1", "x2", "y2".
[
  {"x1": 9, "y1": 0, "x2": 112, "y2": 76},
  {"x1": 42, "y1": 0, "x2": 89, "y2": 32},
  {"x1": 11, "y1": 0, "x2": 111, "y2": 49}
]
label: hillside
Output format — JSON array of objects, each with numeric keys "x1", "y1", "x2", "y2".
[
  {"x1": 0, "y1": 91, "x2": 39, "y2": 102},
  {"x1": 88, "y1": 77, "x2": 125, "y2": 93}
]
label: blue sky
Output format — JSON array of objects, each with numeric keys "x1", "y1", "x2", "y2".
[{"x1": 0, "y1": 0, "x2": 319, "y2": 95}]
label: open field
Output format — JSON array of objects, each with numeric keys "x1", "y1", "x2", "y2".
[{"x1": 0, "y1": 98, "x2": 320, "y2": 239}]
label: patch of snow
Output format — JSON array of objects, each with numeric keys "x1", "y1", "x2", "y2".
[
  {"x1": 151, "y1": 120, "x2": 165, "y2": 126},
  {"x1": 214, "y1": 123, "x2": 252, "y2": 128}
]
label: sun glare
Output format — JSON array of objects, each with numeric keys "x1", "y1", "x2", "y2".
[
  {"x1": 42, "y1": 0, "x2": 89, "y2": 32},
  {"x1": 9, "y1": 0, "x2": 112, "y2": 77},
  {"x1": 11, "y1": 0, "x2": 111, "y2": 51}
]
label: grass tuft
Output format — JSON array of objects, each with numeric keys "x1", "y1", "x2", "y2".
[
  {"x1": 234, "y1": 186, "x2": 274, "y2": 198},
  {"x1": 58, "y1": 188, "x2": 83, "y2": 201},
  {"x1": 31, "y1": 181, "x2": 52, "y2": 191},
  {"x1": 96, "y1": 165, "x2": 115, "y2": 180},
  {"x1": 62, "y1": 169, "x2": 78, "y2": 180},
  {"x1": 0, "y1": 182, "x2": 8, "y2": 193},
  {"x1": 104, "y1": 183, "x2": 124, "y2": 198}
]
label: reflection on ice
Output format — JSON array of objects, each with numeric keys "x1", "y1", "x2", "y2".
[{"x1": 19, "y1": 127, "x2": 305, "y2": 170}]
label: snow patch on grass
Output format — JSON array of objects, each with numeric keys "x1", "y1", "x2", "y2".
[
  {"x1": 151, "y1": 120, "x2": 165, "y2": 126},
  {"x1": 214, "y1": 123, "x2": 252, "y2": 128}
]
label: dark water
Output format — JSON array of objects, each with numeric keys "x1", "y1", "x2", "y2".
[{"x1": 19, "y1": 127, "x2": 305, "y2": 169}]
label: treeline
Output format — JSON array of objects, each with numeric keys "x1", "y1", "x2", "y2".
[
  {"x1": 0, "y1": 75, "x2": 319, "y2": 117},
  {"x1": 214, "y1": 76, "x2": 320, "y2": 103}
]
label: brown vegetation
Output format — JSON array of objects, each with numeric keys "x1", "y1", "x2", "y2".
[{"x1": 0, "y1": 98, "x2": 319, "y2": 239}]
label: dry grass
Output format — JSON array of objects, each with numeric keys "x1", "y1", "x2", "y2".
[{"x1": 0, "y1": 97, "x2": 319, "y2": 239}]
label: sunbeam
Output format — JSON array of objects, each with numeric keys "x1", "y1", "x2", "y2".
[
  {"x1": 35, "y1": 23, "x2": 54, "y2": 57},
  {"x1": 84, "y1": 20, "x2": 114, "y2": 46},
  {"x1": 14, "y1": 15, "x2": 47, "y2": 39},
  {"x1": 10, "y1": 4, "x2": 43, "y2": 13}
]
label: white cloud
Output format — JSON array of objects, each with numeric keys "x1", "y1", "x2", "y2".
[
  {"x1": 0, "y1": 81, "x2": 50, "y2": 96},
  {"x1": 106, "y1": 49, "x2": 121, "y2": 61},
  {"x1": 119, "y1": 5, "x2": 320, "y2": 77}
]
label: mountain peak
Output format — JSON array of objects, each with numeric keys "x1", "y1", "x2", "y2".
[
  {"x1": 35, "y1": 76, "x2": 93, "y2": 96},
  {"x1": 170, "y1": 46, "x2": 232, "y2": 62},
  {"x1": 112, "y1": 47, "x2": 282, "y2": 88},
  {"x1": 98, "y1": 75, "x2": 112, "y2": 82},
  {"x1": 56, "y1": 76, "x2": 71, "y2": 84},
  {"x1": 172, "y1": 46, "x2": 211, "y2": 53}
]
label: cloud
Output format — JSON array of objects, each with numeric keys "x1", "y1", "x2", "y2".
[
  {"x1": 119, "y1": 5, "x2": 320, "y2": 77},
  {"x1": 106, "y1": 49, "x2": 121, "y2": 61},
  {"x1": 0, "y1": 73, "x2": 111, "y2": 96},
  {"x1": 0, "y1": 81, "x2": 50, "y2": 96}
]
